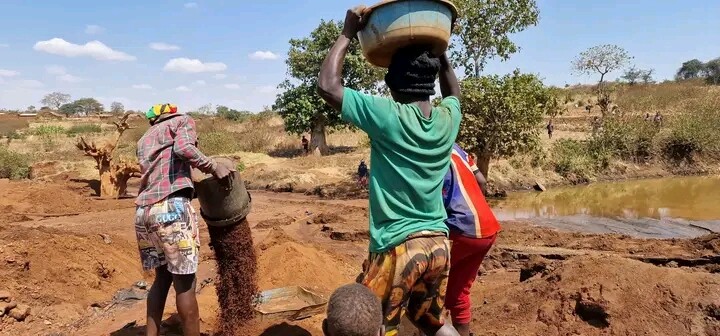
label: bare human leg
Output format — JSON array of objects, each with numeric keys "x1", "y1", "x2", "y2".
[
  {"x1": 146, "y1": 265, "x2": 173, "y2": 336},
  {"x1": 173, "y1": 273, "x2": 200, "y2": 336}
]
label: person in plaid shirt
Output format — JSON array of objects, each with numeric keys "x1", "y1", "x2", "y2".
[{"x1": 135, "y1": 103, "x2": 232, "y2": 336}]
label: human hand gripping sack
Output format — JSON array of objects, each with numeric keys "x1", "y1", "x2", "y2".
[{"x1": 212, "y1": 162, "x2": 235, "y2": 191}]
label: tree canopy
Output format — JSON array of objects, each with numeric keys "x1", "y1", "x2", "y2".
[
  {"x1": 676, "y1": 59, "x2": 705, "y2": 80},
  {"x1": 451, "y1": 0, "x2": 539, "y2": 78},
  {"x1": 110, "y1": 102, "x2": 125, "y2": 114},
  {"x1": 572, "y1": 44, "x2": 632, "y2": 85},
  {"x1": 273, "y1": 19, "x2": 384, "y2": 155},
  {"x1": 457, "y1": 70, "x2": 560, "y2": 177},
  {"x1": 59, "y1": 98, "x2": 104, "y2": 116},
  {"x1": 40, "y1": 92, "x2": 71, "y2": 110}
]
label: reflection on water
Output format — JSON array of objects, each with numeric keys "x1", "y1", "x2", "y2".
[{"x1": 491, "y1": 176, "x2": 720, "y2": 238}]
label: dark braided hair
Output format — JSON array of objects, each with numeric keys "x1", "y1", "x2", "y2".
[
  {"x1": 325, "y1": 283, "x2": 383, "y2": 336},
  {"x1": 385, "y1": 45, "x2": 441, "y2": 97}
]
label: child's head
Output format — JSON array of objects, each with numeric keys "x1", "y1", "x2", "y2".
[
  {"x1": 385, "y1": 45, "x2": 441, "y2": 102},
  {"x1": 323, "y1": 283, "x2": 383, "y2": 336}
]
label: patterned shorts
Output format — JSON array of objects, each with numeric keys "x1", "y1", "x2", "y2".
[
  {"x1": 357, "y1": 233, "x2": 450, "y2": 336},
  {"x1": 135, "y1": 197, "x2": 200, "y2": 275}
]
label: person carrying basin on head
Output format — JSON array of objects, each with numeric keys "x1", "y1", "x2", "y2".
[
  {"x1": 135, "y1": 103, "x2": 234, "y2": 336},
  {"x1": 317, "y1": 6, "x2": 462, "y2": 336}
]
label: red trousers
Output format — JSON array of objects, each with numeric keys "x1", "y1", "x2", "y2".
[{"x1": 445, "y1": 232, "x2": 497, "y2": 324}]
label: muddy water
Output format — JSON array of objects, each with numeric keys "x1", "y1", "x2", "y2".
[{"x1": 492, "y1": 176, "x2": 720, "y2": 238}]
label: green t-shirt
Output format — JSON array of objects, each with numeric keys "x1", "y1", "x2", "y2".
[{"x1": 341, "y1": 88, "x2": 462, "y2": 252}]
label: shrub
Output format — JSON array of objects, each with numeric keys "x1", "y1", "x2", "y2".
[
  {"x1": 31, "y1": 125, "x2": 66, "y2": 136},
  {"x1": 659, "y1": 99, "x2": 720, "y2": 163},
  {"x1": 66, "y1": 124, "x2": 102, "y2": 135},
  {"x1": 0, "y1": 146, "x2": 30, "y2": 179},
  {"x1": 551, "y1": 139, "x2": 594, "y2": 181},
  {"x1": 198, "y1": 131, "x2": 242, "y2": 156}
]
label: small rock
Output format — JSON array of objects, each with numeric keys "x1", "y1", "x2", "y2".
[
  {"x1": 0, "y1": 302, "x2": 17, "y2": 316},
  {"x1": 0, "y1": 291, "x2": 11, "y2": 302},
  {"x1": 666, "y1": 261, "x2": 679, "y2": 268},
  {"x1": 99, "y1": 234, "x2": 113, "y2": 244},
  {"x1": 533, "y1": 182, "x2": 546, "y2": 192},
  {"x1": 5, "y1": 256, "x2": 15, "y2": 264},
  {"x1": 44, "y1": 320, "x2": 52, "y2": 325},
  {"x1": 8, "y1": 305, "x2": 31, "y2": 321},
  {"x1": 133, "y1": 281, "x2": 147, "y2": 290}
]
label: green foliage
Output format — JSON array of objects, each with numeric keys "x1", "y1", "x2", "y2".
[
  {"x1": 0, "y1": 146, "x2": 30, "y2": 179},
  {"x1": 676, "y1": 59, "x2": 706, "y2": 80},
  {"x1": 59, "y1": 98, "x2": 104, "y2": 115},
  {"x1": 659, "y1": 100, "x2": 720, "y2": 163},
  {"x1": 198, "y1": 131, "x2": 242, "y2": 156},
  {"x1": 704, "y1": 58, "x2": 720, "y2": 85},
  {"x1": 216, "y1": 105, "x2": 251, "y2": 122},
  {"x1": 572, "y1": 44, "x2": 632, "y2": 84},
  {"x1": 451, "y1": 0, "x2": 540, "y2": 78},
  {"x1": 457, "y1": 70, "x2": 557, "y2": 174},
  {"x1": 40, "y1": 92, "x2": 71, "y2": 110},
  {"x1": 273, "y1": 20, "x2": 384, "y2": 145},
  {"x1": 31, "y1": 125, "x2": 66, "y2": 136},
  {"x1": 110, "y1": 101, "x2": 125, "y2": 114},
  {"x1": 551, "y1": 139, "x2": 594, "y2": 181},
  {"x1": 66, "y1": 124, "x2": 102, "y2": 136},
  {"x1": 621, "y1": 67, "x2": 642, "y2": 85}
]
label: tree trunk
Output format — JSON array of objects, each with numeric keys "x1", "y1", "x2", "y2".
[
  {"x1": 98, "y1": 160, "x2": 140, "y2": 198},
  {"x1": 310, "y1": 120, "x2": 329, "y2": 156},
  {"x1": 476, "y1": 147, "x2": 492, "y2": 180}
]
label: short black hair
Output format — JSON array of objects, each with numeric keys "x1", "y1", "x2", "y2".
[
  {"x1": 385, "y1": 45, "x2": 441, "y2": 97},
  {"x1": 325, "y1": 284, "x2": 383, "y2": 336}
]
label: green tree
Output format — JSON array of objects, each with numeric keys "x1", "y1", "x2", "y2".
[
  {"x1": 621, "y1": 66, "x2": 642, "y2": 85},
  {"x1": 675, "y1": 59, "x2": 705, "y2": 80},
  {"x1": 457, "y1": 70, "x2": 560, "y2": 177},
  {"x1": 110, "y1": 101, "x2": 125, "y2": 114},
  {"x1": 40, "y1": 92, "x2": 71, "y2": 110},
  {"x1": 704, "y1": 58, "x2": 720, "y2": 85},
  {"x1": 74, "y1": 98, "x2": 104, "y2": 115},
  {"x1": 572, "y1": 44, "x2": 632, "y2": 115},
  {"x1": 640, "y1": 68, "x2": 655, "y2": 84},
  {"x1": 216, "y1": 105, "x2": 249, "y2": 121},
  {"x1": 451, "y1": 0, "x2": 540, "y2": 78},
  {"x1": 273, "y1": 20, "x2": 384, "y2": 155}
]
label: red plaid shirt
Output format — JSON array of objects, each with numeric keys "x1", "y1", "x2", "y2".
[{"x1": 135, "y1": 114, "x2": 216, "y2": 207}]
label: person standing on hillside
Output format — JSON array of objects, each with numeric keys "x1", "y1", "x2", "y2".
[
  {"x1": 317, "y1": 7, "x2": 462, "y2": 336},
  {"x1": 546, "y1": 120, "x2": 554, "y2": 139},
  {"x1": 442, "y1": 143, "x2": 500, "y2": 336},
  {"x1": 135, "y1": 103, "x2": 233, "y2": 336},
  {"x1": 357, "y1": 159, "x2": 369, "y2": 188},
  {"x1": 301, "y1": 135, "x2": 310, "y2": 155}
]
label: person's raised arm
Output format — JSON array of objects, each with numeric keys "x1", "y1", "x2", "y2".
[
  {"x1": 317, "y1": 7, "x2": 366, "y2": 111},
  {"x1": 439, "y1": 53, "x2": 460, "y2": 99}
]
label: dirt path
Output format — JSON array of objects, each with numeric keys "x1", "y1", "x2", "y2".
[{"x1": 1, "y1": 180, "x2": 719, "y2": 335}]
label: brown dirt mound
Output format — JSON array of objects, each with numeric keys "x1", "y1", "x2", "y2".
[
  {"x1": 256, "y1": 238, "x2": 354, "y2": 294},
  {"x1": 0, "y1": 180, "x2": 134, "y2": 223},
  {"x1": 0, "y1": 225, "x2": 141, "y2": 322},
  {"x1": 474, "y1": 255, "x2": 720, "y2": 335}
]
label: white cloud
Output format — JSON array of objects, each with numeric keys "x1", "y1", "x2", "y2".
[
  {"x1": 184, "y1": 2, "x2": 198, "y2": 8},
  {"x1": 224, "y1": 83, "x2": 241, "y2": 90},
  {"x1": 175, "y1": 86, "x2": 191, "y2": 92},
  {"x1": 44, "y1": 65, "x2": 83, "y2": 82},
  {"x1": 255, "y1": 85, "x2": 279, "y2": 94},
  {"x1": 33, "y1": 38, "x2": 136, "y2": 61},
  {"x1": 132, "y1": 84, "x2": 153, "y2": 90},
  {"x1": 194, "y1": 80, "x2": 207, "y2": 86},
  {"x1": 58, "y1": 74, "x2": 83, "y2": 83},
  {"x1": 163, "y1": 58, "x2": 227, "y2": 73},
  {"x1": 213, "y1": 74, "x2": 227, "y2": 80},
  {"x1": 149, "y1": 42, "x2": 180, "y2": 51},
  {"x1": 45, "y1": 65, "x2": 66, "y2": 76},
  {"x1": 249, "y1": 51, "x2": 279, "y2": 61},
  {"x1": 0, "y1": 69, "x2": 20, "y2": 77},
  {"x1": 0, "y1": 44, "x2": 8, "y2": 48},
  {"x1": 19, "y1": 80, "x2": 44, "y2": 88},
  {"x1": 85, "y1": 25, "x2": 105, "y2": 35}
]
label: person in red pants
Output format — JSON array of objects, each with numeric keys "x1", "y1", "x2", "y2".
[{"x1": 442, "y1": 143, "x2": 501, "y2": 336}]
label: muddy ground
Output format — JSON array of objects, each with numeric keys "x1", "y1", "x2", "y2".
[{"x1": 0, "y1": 177, "x2": 719, "y2": 336}]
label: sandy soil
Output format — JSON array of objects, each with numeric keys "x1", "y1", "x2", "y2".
[{"x1": 0, "y1": 177, "x2": 719, "y2": 336}]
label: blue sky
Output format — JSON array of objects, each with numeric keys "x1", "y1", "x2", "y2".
[{"x1": 0, "y1": 0, "x2": 717, "y2": 112}]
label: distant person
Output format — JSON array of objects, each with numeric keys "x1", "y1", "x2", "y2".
[
  {"x1": 357, "y1": 159, "x2": 369, "y2": 188},
  {"x1": 442, "y1": 144, "x2": 500, "y2": 336},
  {"x1": 135, "y1": 103, "x2": 233, "y2": 336},
  {"x1": 323, "y1": 283, "x2": 384, "y2": 336},
  {"x1": 546, "y1": 120, "x2": 554, "y2": 139},
  {"x1": 653, "y1": 112, "x2": 663, "y2": 126},
  {"x1": 317, "y1": 7, "x2": 461, "y2": 336},
  {"x1": 301, "y1": 135, "x2": 310, "y2": 154}
]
